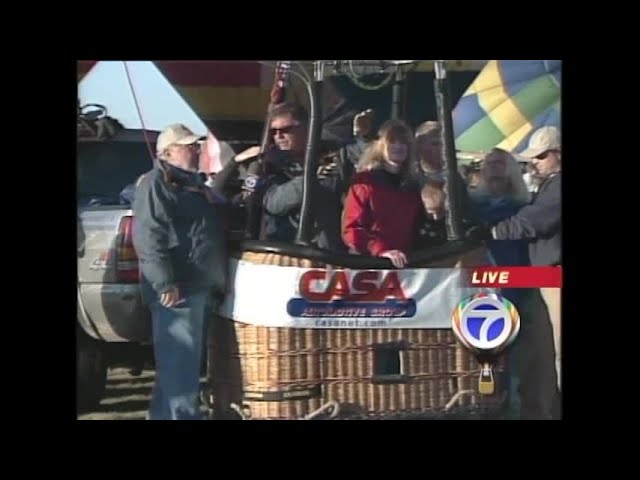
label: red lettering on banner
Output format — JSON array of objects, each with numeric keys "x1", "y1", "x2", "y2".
[
  {"x1": 299, "y1": 270, "x2": 327, "y2": 301},
  {"x1": 299, "y1": 270, "x2": 406, "y2": 301},
  {"x1": 326, "y1": 271, "x2": 350, "y2": 299},
  {"x1": 351, "y1": 271, "x2": 379, "y2": 300},
  {"x1": 379, "y1": 271, "x2": 406, "y2": 300}
]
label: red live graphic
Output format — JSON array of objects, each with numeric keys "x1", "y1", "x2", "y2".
[{"x1": 465, "y1": 267, "x2": 562, "y2": 288}]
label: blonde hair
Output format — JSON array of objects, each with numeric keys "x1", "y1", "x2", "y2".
[
  {"x1": 414, "y1": 120, "x2": 443, "y2": 174},
  {"x1": 478, "y1": 148, "x2": 531, "y2": 204},
  {"x1": 415, "y1": 120, "x2": 440, "y2": 138},
  {"x1": 356, "y1": 119, "x2": 417, "y2": 184}
]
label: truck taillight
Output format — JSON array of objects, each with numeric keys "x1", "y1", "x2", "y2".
[{"x1": 116, "y1": 216, "x2": 140, "y2": 283}]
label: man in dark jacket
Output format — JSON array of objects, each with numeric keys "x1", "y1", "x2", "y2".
[
  {"x1": 489, "y1": 126, "x2": 562, "y2": 419},
  {"x1": 259, "y1": 102, "x2": 344, "y2": 251},
  {"x1": 133, "y1": 124, "x2": 228, "y2": 420},
  {"x1": 335, "y1": 109, "x2": 376, "y2": 186}
]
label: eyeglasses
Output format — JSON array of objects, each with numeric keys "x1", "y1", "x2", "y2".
[
  {"x1": 270, "y1": 124, "x2": 299, "y2": 136},
  {"x1": 171, "y1": 142, "x2": 200, "y2": 150},
  {"x1": 534, "y1": 150, "x2": 557, "y2": 160}
]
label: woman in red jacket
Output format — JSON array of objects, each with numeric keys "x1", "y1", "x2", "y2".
[{"x1": 342, "y1": 119, "x2": 423, "y2": 268}]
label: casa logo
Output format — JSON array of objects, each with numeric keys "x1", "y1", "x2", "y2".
[
  {"x1": 451, "y1": 292, "x2": 520, "y2": 353},
  {"x1": 286, "y1": 269, "x2": 416, "y2": 318}
]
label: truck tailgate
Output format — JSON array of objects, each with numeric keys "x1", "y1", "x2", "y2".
[{"x1": 78, "y1": 207, "x2": 133, "y2": 284}]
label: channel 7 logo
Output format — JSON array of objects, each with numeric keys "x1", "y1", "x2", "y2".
[{"x1": 452, "y1": 293, "x2": 520, "y2": 353}]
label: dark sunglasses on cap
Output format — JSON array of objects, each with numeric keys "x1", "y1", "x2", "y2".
[{"x1": 270, "y1": 124, "x2": 299, "y2": 136}]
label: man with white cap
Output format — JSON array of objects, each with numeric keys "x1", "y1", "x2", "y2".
[
  {"x1": 133, "y1": 124, "x2": 228, "y2": 420},
  {"x1": 155, "y1": 123, "x2": 206, "y2": 170},
  {"x1": 482, "y1": 125, "x2": 562, "y2": 418}
]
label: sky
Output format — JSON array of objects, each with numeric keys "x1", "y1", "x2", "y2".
[{"x1": 78, "y1": 61, "x2": 209, "y2": 135}]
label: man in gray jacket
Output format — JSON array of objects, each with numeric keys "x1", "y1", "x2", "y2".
[
  {"x1": 133, "y1": 124, "x2": 228, "y2": 420},
  {"x1": 490, "y1": 126, "x2": 562, "y2": 419}
]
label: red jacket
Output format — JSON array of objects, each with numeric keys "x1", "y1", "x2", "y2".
[{"x1": 342, "y1": 169, "x2": 423, "y2": 256}]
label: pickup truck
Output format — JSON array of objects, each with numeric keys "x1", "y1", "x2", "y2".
[{"x1": 77, "y1": 127, "x2": 158, "y2": 410}]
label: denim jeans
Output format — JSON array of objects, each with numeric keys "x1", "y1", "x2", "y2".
[{"x1": 147, "y1": 291, "x2": 211, "y2": 420}]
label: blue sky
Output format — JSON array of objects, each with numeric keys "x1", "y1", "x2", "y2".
[{"x1": 78, "y1": 61, "x2": 209, "y2": 135}]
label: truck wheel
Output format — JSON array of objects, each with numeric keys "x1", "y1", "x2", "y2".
[{"x1": 77, "y1": 327, "x2": 107, "y2": 412}]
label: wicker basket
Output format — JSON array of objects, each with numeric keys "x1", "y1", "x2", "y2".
[
  {"x1": 321, "y1": 328, "x2": 459, "y2": 414},
  {"x1": 208, "y1": 249, "x2": 505, "y2": 419}
]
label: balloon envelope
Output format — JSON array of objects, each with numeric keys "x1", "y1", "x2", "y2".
[{"x1": 453, "y1": 60, "x2": 561, "y2": 155}]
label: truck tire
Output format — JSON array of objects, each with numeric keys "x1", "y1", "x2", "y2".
[{"x1": 77, "y1": 327, "x2": 107, "y2": 412}]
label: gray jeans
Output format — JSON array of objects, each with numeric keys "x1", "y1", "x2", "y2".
[
  {"x1": 511, "y1": 288, "x2": 561, "y2": 419},
  {"x1": 541, "y1": 287, "x2": 561, "y2": 391}
]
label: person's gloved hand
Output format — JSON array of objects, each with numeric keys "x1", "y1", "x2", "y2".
[
  {"x1": 240, "y1": 160, "x2": 264, "y2": 199},
  {"x1": 317, "y1": 161, "x2": 338, "y2": 180},
  {"x1": 465, "y1": 223, "x2": 493, "y2": 243}
]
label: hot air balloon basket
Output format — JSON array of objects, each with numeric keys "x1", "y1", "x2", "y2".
[{"x1": 206, "y1": 316, "x2": 507, "y2": 420}]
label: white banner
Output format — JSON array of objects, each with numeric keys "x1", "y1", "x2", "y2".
[{"x1": 218, "y1": 259, "x2": 493, "y2": 329}]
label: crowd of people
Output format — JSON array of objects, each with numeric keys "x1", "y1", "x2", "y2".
[{"x1": 130, "y1": 102, "x2": 562, "y2": 420}]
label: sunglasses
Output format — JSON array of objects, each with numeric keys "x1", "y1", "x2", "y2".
[
  {"x1": 534, "y1": 150, "x2": 557, "y2": 160},
  {"x1": 173, "y1": 142, "x2": 200, "y2": 150},
  {"x1": 270, "y1": 124, "x2": 299, "y2": 136}
]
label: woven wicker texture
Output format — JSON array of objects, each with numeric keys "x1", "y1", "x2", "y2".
[{"x1": 208, "y1": 250, "x2": 505, "y2": 419}]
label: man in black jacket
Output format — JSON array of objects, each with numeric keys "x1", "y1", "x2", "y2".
[
  {"x1": 133, "y1": 124, "x2": 228, "y2": 420},
  {"x1": 490, "y1": 126, "x2": 562, "y2": 419},
  {"x1": 259, "y1": 102, "x2": 344, "y2": 251}
]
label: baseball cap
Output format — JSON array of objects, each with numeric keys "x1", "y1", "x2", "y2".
[
  {"x1": 156, "y1": 124, "x2": 206, "y2": 155},
  {"x1": 519, "y1": 126, "x2": 561, "y2": 158}
]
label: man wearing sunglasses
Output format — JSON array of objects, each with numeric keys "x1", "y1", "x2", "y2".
[
  {"x1": 483, "y1": 125, "x2": 562, "y2": 419},
  {"x1": 258, "y1": 102, "x2": 344, "y2": 250}
]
